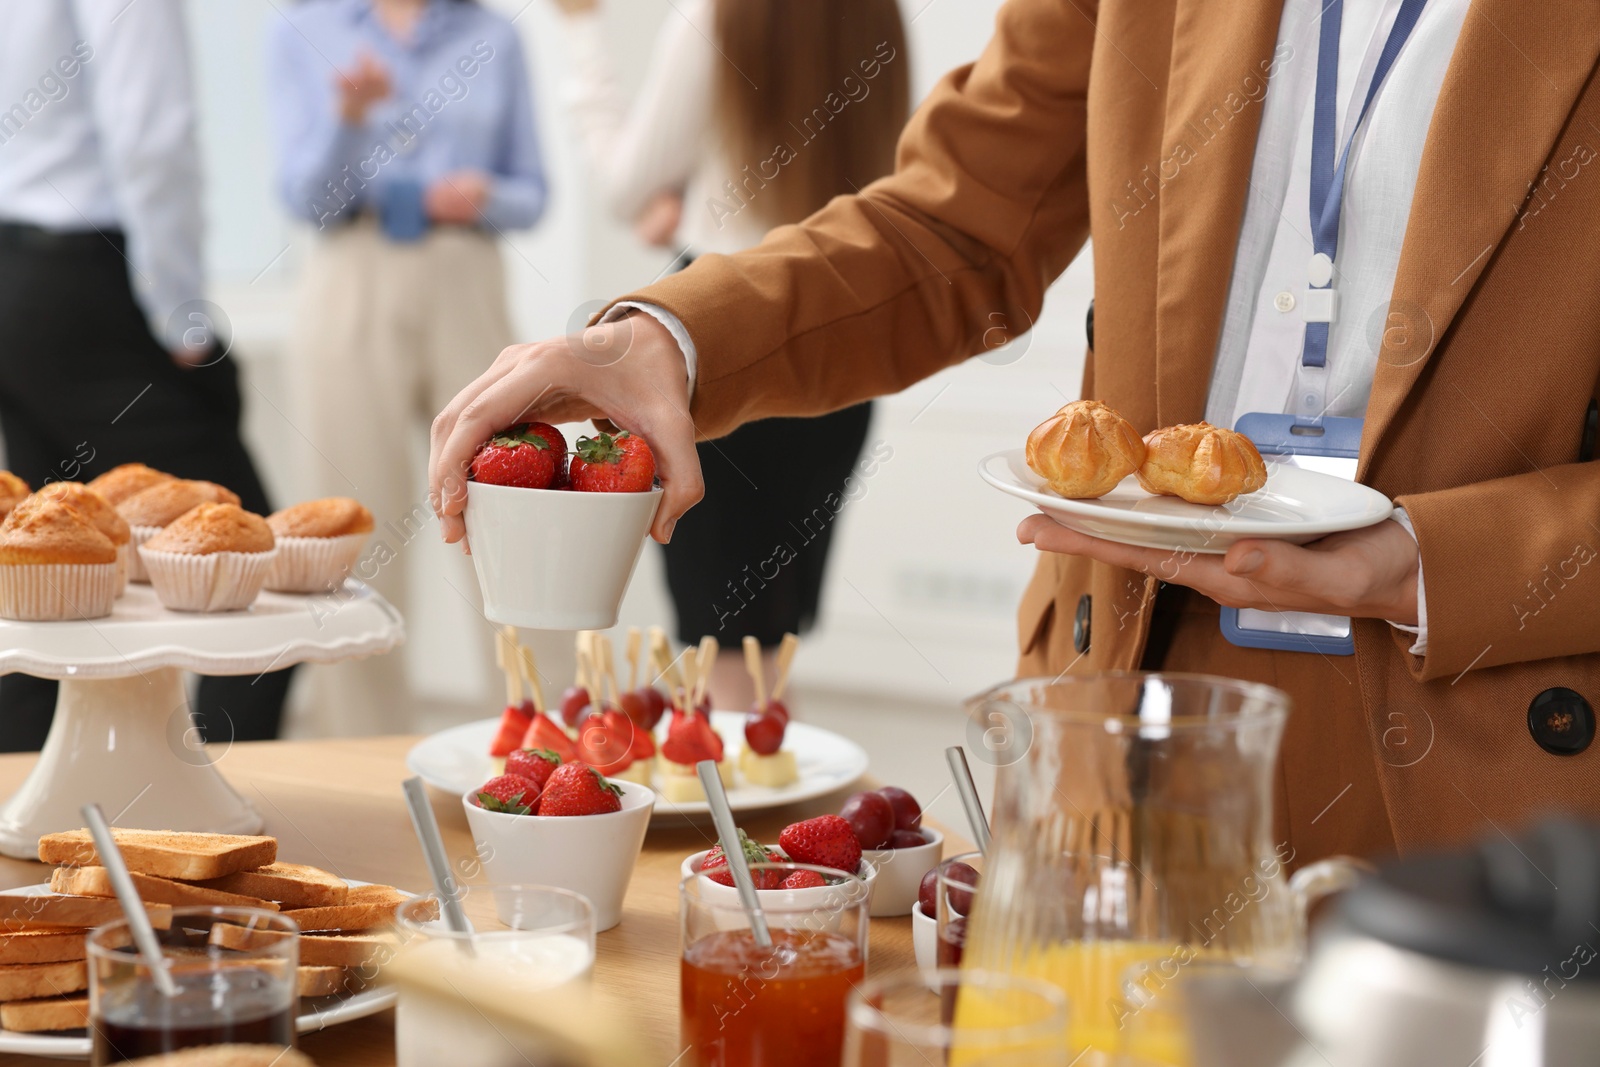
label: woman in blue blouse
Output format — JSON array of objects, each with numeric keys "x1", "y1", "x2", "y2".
[{"x1": 267, "y1": 0, "x2": 546, "y2": 730}]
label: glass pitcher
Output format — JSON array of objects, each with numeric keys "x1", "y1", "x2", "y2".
[{"x1": 958, "y1": 673, "x2": 1363, "y2": 1066}]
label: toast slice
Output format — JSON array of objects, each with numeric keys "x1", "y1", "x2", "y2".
[
  {"x1": 296, "y1": 964, "x2": 347, "y2": 998},
  {"x1": 282, "y1": 884, "x2": 426, "y2": 932},
  {"x1": 209, "y1": 923, "x2": 396, "y2": 968},
  {"x1": 0, "y1": 895, "x2": 171, "y2": 933},
  {"x1": 50, "y1": 867, "x2": 278, "y2": 912},
  {"x1": 0, "y1": 993, "x2": 88, "y2": 1032},
  {"x1": 0, "y1": 930, "x2": 87, "y2": 966},
  {"x1": 0, "y1": 960, "x2": 88, "y2": 1002},
  {"x1": 38, "y1": 829, "x2": 276, "y2": 881},
  {"x1": 198, "y1": 862, "x2": 349, "y2": 909}
]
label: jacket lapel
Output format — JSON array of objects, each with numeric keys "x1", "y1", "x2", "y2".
[
  {"x1": 1360, "y1": 0, "x2": 1600, "y2": 468},
  {"x1": 1152, "y1": 0, "x2": 1286, "y2": 426}
]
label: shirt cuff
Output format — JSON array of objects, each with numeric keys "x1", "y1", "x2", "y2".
[
  {"x1": 604, "y1": 301, "x2": 698, "y2": 400},
  {"x1": 1386, "y1": 508, "x2": 1427, "y2": 656}
]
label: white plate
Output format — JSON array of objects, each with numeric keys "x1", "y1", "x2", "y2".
[
  {"x1": 0, "y1": 880, "x2": 400, "y2": 1059},
  {"x1": 408, "y1": 710, "x2": 869, "y2": 818},
  {"x1": 980, "y1": 448, "x2": 1392, "y2": 554}
]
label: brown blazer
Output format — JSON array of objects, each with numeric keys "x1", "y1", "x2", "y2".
[{"x1": 614, "y1": 0, "x2": 1600, "y2": 855}]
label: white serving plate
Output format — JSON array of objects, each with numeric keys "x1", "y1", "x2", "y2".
[
  {"x1": 0, "y1": 880, "x2": 400, "y2": 1059},
  {"x1": 408, "y1": 710, "x2": 868, "y2": 818},
  {"x1": 980, "y1": 448, "x2": 1393, "y2": 554}
]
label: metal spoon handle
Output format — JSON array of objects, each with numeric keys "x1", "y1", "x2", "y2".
[
  {"x1": 697, "y1": 760, "x2": 771, "y2": 948},
  {"x1": 946, "y1": 746, "x2": 991, "y2": 855},
  {"x1": 402, "y1": 777, "x2": 474, "y2": 944},
  {"x1": 81, "y1": 804, "x2": 178, "y2": 997}
]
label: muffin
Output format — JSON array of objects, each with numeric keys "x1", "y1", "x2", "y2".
[
  {"x1": 1137, "y1": 422, "x2": 1269, "y2": 506},
  {"x1": 86, "y1": 463, "x2": 173, "y2": 505},
  {"x1": 1025, "y1": 400, "x2": 1146, "y2": 499},
  {"x1": 116, "y1": 479, "x2": 241, "y2": 582},
  {"x1": 139, "y1": 503, "x2": 277, "y2": 612},
  {"x1": 264, "y1": 497, "x2": 374, "y2": 594},
  {"x1": 0, "y1": 497, "x2": 119, "y2": 620},
  {"x1": 33, "y1": 482, "x2": 134, "y2": 596},
  {"x1": 0, "y1": 471, "x2": 29, "y2": 521}
]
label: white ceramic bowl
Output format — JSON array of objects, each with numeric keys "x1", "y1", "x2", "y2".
[
  {"x1": 680, "y1": 848, "x2": 878, "y2": 933},
  {"x1": 861, "y1": 827, "x2": 943, "y2": 917},
  {"x1": 910, "y1": 901, "x2": 938, "y2": 990},
  {"x1": 462, "y1": 779, "x2": 655, "y2": 931},
  {"x1": 463, "y1": 481, "x2": 662, "y2": 630}
]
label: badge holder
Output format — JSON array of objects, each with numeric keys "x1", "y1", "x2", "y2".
[{"x1": 1219, "y1": 414, "x2": 1363, "y2": 655}]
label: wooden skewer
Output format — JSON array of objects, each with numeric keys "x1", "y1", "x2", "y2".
[
  {"x1": 678, "y1": 644, "x2": 698, "y2": 707},
  {"x1": 770, "y1": 633, "x2": 800, "y2": 702},
  {"x1": 692, "y1": 636, "x2": 718, "y2": 708},
  {"x1": 575, "y1": 632, "x2": 596, "y2": 699},
  {"x1": 743, "y1": 635, "x2": 767, "y2": 711},
  {"x1": 517, "y1": 641, "x2": 545, "y2": 715},
  {"x1": 495, "y1": 626, "x2": 523, "y2": 707},
  {"x1": 626, "y1": 627, "x2": 642, "y2": 691},
  {"x1": 598, "y1": 632, "x2": 621, "y2": 705}
]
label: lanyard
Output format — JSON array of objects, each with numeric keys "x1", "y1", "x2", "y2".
[{"x1": 1300, "y1": 0, "x2": 1429, "y2": 369}]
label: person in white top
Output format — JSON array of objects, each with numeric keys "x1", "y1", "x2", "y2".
[
  {"x1": 548, "y1": 0, "x2": 909, "y2": 707},
  {"x1": 0, "y1": 0, "x2": 290, "y2": 748}
]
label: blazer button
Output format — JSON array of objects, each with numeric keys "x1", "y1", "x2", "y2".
[
  {"x1": 1074, "y1": 594, "x2": 1092, "y2": 654},
  {"x1": 1527, "y1": 687, "x2": 1595, "y2": 755}
]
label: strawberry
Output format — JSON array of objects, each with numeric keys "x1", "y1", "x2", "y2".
[
  {"x1": 504, "y1": 748, "x2": 561, "y2": 792},
  {"x1": 778, "y1": 815, "x2": 862, "y2": 874},
  {"x1": 568, "y1": 431, "x2": 656, "y2": 493},
  {"x1": 699, "y1": 830, "x2": 783, "y2": 889},
  {"x1": 781, "y1": 870, "x2": 826, "y2": 890},
  {"x1": 538, "y1": 762, "x2": 624, "y2": 817},
  {"x1": 476, "y1": 773, "x2": 541, "y2": 815},
  {"x1": 662, "y1": 707, "x2": 724, "y2": 765},
  {"x1": 577, "y1": 710, "x2": 635, "y2": 775},
  {"x1": 489, "y1": 700, "x2": 535, "y2": 757},
  {"x1": 522, "y1": 712, "x2": 580, "y2": 764},
  {"x1": 627, "y1": 719, "x2": 657, "y2": 762},
  {"x1": 470, "y1": 422, "x2": 569, "y2": 490}
]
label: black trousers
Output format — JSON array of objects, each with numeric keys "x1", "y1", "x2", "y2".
[
  {"x1": 662, "y1": 403, "x2": 875, "y2": 646},
  {"x1": 0, "y1": 225, "x2": 292, "y2": 750}
]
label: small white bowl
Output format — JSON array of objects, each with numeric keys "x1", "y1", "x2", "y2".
[
  {"x1": 464, "y1": 481, "x2": 662, "y2": 630},
  {"x1": 911, "y1": 901, "x2": 938, "y2": 990},
  {"x1": 861, "y1": 827, "x2": 944, "y2": 917},
  {"x1": 462, "y1": 779, "x2": 655, "y2": 931},
  {"x1": 680, "y1": 849, "x2": 878, "y2": 932}
]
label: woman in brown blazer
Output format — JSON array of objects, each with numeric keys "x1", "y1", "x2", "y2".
[{"x1": 429, "y1": 0, "x2": 1600, "y2": 864}]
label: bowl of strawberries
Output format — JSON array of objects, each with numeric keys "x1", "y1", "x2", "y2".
[
  {"x1": 679, "y1": 815, "x2": 880, "y2": 932},
  {"x1": 464, "y1": 422, "x2": 662, "y2": 630},
  {"x1": 464, "y1": 749, "x2": 656, "y2": 931}
]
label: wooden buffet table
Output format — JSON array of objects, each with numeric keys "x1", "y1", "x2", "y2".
[{"x1": 0, "y1": 735, "x2": 959, "y2": 1066}]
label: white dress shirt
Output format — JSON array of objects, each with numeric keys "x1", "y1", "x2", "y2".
[
  {"x1": 559, "y1": 0, "x2": 790, "y2": 257},
  {"x1": 0, "y1": 0, "x2": 203, "y2": 351},
  {"x1": 619, "y1": 0, "x2": 1472, "y2": 653}
]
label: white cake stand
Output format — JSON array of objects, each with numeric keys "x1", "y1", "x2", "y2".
[{"x1": 0, "y1": 581, "x2": 403, "y2": 858}]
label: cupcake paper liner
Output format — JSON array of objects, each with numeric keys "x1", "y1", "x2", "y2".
[
  {"x1": 264, "y1": 532, "x2": 369, "y2": 594},
  {"x1": 138, "y1": 546, "x2": 278, "y2": 613},
  {"x1": 0, "y1": 562, "x2": 119, "y2": 621},
  {"x1": 113, "y1": 543, "x2": 129, "y2": 598},
  {"x1": 126, "y1": 525, "x2": 161, "y2": 583}
]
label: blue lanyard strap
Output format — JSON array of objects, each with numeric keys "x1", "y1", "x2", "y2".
[{"x1": 1301, "y1": 0, "x2": 1429, "y2": 369}]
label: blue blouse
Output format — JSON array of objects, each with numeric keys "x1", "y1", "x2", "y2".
[{"x1": 267, "y1": 0, "x2": 546, "y2": 232}]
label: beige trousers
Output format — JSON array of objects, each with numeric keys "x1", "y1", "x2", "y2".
[{"x1": 285, "y1": 220, "x2": 512, "y2": 734}]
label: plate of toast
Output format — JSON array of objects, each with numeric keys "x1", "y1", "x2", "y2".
[{"x1": 0, "y1": 828, "x2": 430, "y2": 1056}]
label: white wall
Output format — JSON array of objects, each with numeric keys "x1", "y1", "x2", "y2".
[{"x1": 190, "y1": 0, "x2": 1092, "y2": 725}]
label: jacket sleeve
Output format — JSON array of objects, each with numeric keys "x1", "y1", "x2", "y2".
[
  {"x1": 605, "y1": 0, "x2": 1098, "y2": 439},
  {"x1": 1395, "y1": 460, "x2": 1600, "y2": 678}
]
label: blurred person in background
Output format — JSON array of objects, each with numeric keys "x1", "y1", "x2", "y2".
[
  {"x1": 0, "y1": 0, "x2": 290, "y2": 749},
  {"x1": 549, "y1": 0, "x2": 908, "y2": 707},
  {"x1": 268, "y1": 0, "x2": 546, "y2": 732}
]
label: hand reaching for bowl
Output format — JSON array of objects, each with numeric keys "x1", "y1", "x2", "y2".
[{"x1": 429, "y1": 313, "x2": 703, "y2": 547}]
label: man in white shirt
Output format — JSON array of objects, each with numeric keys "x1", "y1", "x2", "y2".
[
  {"x1": 429, "y1": 0, "x2": 1600, "y2": 860},
  {"x1": 0, "y1": 0, "x2": 290, "y2": 748}
]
